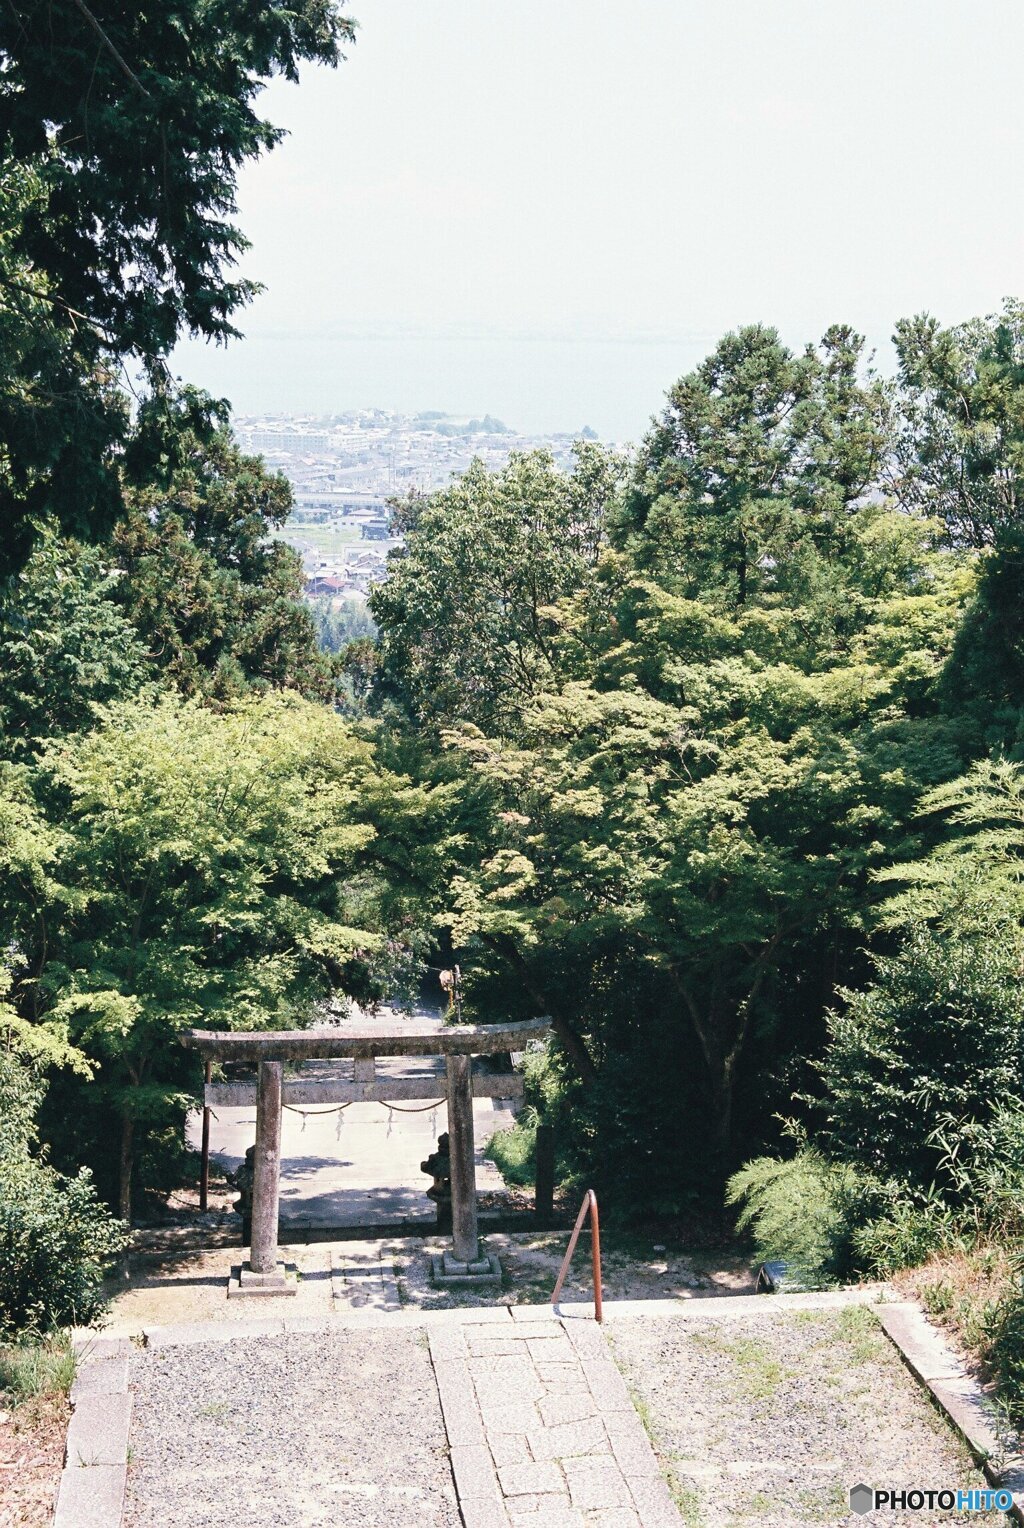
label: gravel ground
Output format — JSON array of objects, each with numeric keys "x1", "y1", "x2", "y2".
[
  {"x1": 123, "y1": 1328, "x2": 460, "y2": 1528},
  {"x1": 609, "y1": 1308, "x2": 987, "y2": 1527}
]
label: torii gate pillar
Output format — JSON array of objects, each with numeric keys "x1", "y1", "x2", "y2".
[
  {"x1": 238, "y1": 1060, "x2": 294, "y2": 1293},
  {"x1": 446, "y1": 1053, "x2": 478, "y2": 1264}
]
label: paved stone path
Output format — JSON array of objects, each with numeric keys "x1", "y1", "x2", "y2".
[{"x1": 427, "y1": 1307, "x2": 682, "y2": 1527}]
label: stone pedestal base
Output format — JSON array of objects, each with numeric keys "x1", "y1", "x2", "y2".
[
  {"x1": 430, "y1": 1250, "x2": 502, "y2": 1287},
  {"x1": 227, "y1": 1262, "x2": 298, "y2": 1298}
]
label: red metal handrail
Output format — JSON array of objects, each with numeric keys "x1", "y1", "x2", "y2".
[{"x1": 551, "y1": 1189, "x2": 603, "y2": 1322}]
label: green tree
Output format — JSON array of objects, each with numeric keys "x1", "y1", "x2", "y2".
[
  {"x1": 0, "y1": 1, "x2": 354, "y2": 574},
  {"x1": 895, "y1": 300, "x2": 1024, "y2": 548},
  {"x1": 366, "y1": 361, "x2": 968, "y2": 1190},
  {"x1": 30, "y1": 692, "x2": 404, "y2": 1219},
  {"x1": 0, "y1": 532, "x2": 147, "y2": 760},
  {"x1": 113, "y1": 423, "x2": 336, "y2": 700},
  {"x1": 370, "y1": 444, "x2": 625, "y2": 734},
  {"x1": 613, "y1": 324, "x2": 890, "y2": 613}
]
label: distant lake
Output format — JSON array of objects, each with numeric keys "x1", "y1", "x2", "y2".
[{"x1": 172, "y1": 331, "x2": 719, "y2": 442}]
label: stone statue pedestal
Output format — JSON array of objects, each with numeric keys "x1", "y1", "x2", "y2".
[
  {"x1": 430, "y1": 1248, "x2": 501, "y2": 1287},
  {"x1": 227, "y1": 1261, "x2": 298, "y2": 1298}
]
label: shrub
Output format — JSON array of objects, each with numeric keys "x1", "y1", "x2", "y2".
[
  {"x1": 725, "y1": 1149, "x2": 870, "y2": 1286},
  {"x1": 851, "y1": 1187, "x2": 961, "y2": 1277},
  {"x1": 0, "y1": 1049, "x2": 128, "y2": 1336},
  {"x1": 0, "y1": 1154, "x2": 128, "y2": 1335},
  {"x1": 984, "y1": 1275, "x2": 1024, "y2": 1428},
  {"x1": 820, "y1": 928, "x2": 1023, "y2": 1190},
  {"x1": 485, "y1": 1117, "x2": 537, "y2": 1187}
]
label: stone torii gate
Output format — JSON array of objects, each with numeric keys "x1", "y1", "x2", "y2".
[{"x1": 183, "y1": 1018, "x2": 549, "y2": 1292}]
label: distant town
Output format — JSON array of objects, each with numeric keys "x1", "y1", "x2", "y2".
[{"x1": 235, "y1": 409, "x2": 610, "y2": 601}]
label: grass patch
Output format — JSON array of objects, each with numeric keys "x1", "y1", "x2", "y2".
[
  {"x1": 688, "y1": 1329, "x2": 789, "y2": 1402},
  {"x1": 0, "y1": 1330, "x2": 76, "y2": 1408},
  {"x1": 277, "y1": 521, "x2": 362, "y2": 554},
  {"x1": 484, "y1": 1121, "x2": 535, "y2": 1187},
  {"x1": 667, "y1": 1468, "x2": 706, "y2": 1525},
  {"x1": 831, "y1": 1305, "x2": 882, "y2": 1364},
  {"x1": 627, "y1": 1380, "x2": 656, "y2": 1441}
]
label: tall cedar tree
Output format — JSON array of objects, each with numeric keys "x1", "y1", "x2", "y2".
[{"x1": 0, "y1": 2, "x2": 354, "y2": 575}]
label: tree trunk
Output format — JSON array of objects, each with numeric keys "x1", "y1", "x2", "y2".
[
  {"x1": 672, "y1": 978, "x2": 752, "y2": 1174},
  {"x1": 704, "y1": 1053, "x2": 736, "y2": 1171},
  {"x1": 118, "y1": 1109, "x2": 134, "y2": 1225},
  {"x1": 480, "y1": 932, "x2": 598, "y2": 1084}
]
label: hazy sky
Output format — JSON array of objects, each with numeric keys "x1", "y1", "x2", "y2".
[{"x1": 173, "y1": 0, "x2": 1024, "y2": 440}]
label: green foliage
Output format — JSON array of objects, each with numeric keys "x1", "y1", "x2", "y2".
[
  {"x1": 309, "y1": 595, "x2": 377, "y2": 653},
  {"x1": 895, "y1": 299, "x2": 1024, "y2": 548},
  {"x1": 985, "y1": 1276, "x2": 1024, "y2": 1428},
  {"x1": 0, "y1": 1153, "x2": 128, "y2": 1335},
  {"x1": 725, "y1": 1150, "x2": 868, "y2": 1285},
  {"x1": 850, "y1": 1189, "x2": 960, "y2": 1279},
  {"x1": 820, "y1": 927, "x2": 1023, "y2": 1189},
  {"x1": 115, "y1": 426, "x2": 335, "y2": 701},
  {"x1": 485, "y1": 1120, "x2": 537, "y2": 1188},
  {"x1": 613, "y1": 323, "x2": 890, "y2": 615},
  {"x1": 16, "y1": 690, "x2": 447, "y2": 1217},
  {"x1": 0, "y1": 533, "x2": 147, "y2": 760},
  {"x1": 0, "y1": 1330, "x2": 75, "y2": 1405},
  {"x1": 0, "y1": 2, "x2": 354, "y2": 575},
  {"x1": 370, "y1": 444, "x2": 625, "y2": 734},
  {"x1": 0, "y1": 1047, "x2": 126, "y2": 1336}
]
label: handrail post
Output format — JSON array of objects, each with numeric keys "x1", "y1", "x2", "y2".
[
  {"x1": 551, "y1": 1189, "x2": 603, "y2": 1322},
  {"x1": 590, "y1": 1191, "x2": 602, "y2": 1325}
]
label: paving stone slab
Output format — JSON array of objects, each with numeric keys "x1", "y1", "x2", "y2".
[
  {"x1": 429, "y1": 1326, "x2": 470, "y2": 1360},
  {"x1": 461, "y1": 1502, "x2": 512, "y2": 1528},
  {"x1": 433, "y1": 1361, "x2": 487, "y2": 1446},
  {"x1": 511, "y1": 1322, "x2": 568, "y2": 1341},
  {"x1": 507, "y1": 1510, "x2": 586, "y2": 1528},
  {"x1": 479, "y1": 1400, "x2": 544, "y2": 1434},
  {"x1": 876, "y1": 1300, "x2": 966, "y2": 1383},
  {"x1": 538, "y1": 1392, "x2": 600, "y2": 1427},
  {"x1": 505, "y1": 1495, "x2": 579, "y2": 1518},
  {"x1": 527, "y1": 1416, "x2": 608, "y2": 1461},
  {"x1": 579, "y1": 1358, "x2": 634, "y2": 1411},
  {"x1": 72, "y1": 1337, "x2": 134, "y2": 1361},
  {"x1": 606, "y1": 1423, "x2": 662, "y2": 1480},
  {"x1": 469, "y1": 1354, "x2": 540, "y2": 1381},
  {"x1": 562, "y1": 1321, "x2": 607, "y2": 1359},
  {"x1": 624, "y1": 1473, "x2": 684, "y2": 1525},
  {"x1": 450, "y1": 1444, "x2": 502, "y2": 1502},
  {"x1": 508, "y1": 1305, "x2": 558, "y2": 1324},
  {"x1": 54, "y1": 1461, "x2": 127, "y2": 1528},
  {"x1": 928, "y1": 1375, "x2": 1006, "y2": 1459},
  {"x1": 562, "y1": 1456, "x2": 633, "y2": 1511},
  {"x1": 497, "y1": 1460, "x2": 565, "y2": 1496},
  {"x1": 65, "y1": 1392, "x2": 132, "y2": 1468},
  {"x1": 71, "y1": 1357, "x2": 129, "y2": 1401},
  {"x1": 527, "y1": 1337, "x2": 575, "y2": 1363},
  {"x1": 488, "y1": 1433, "x2": 534, "y2": 1467},
  {"x1": 468, "y1": 1337, "x2": 529, "y2": 1357},
  {"x1": 476, "y1": 1375, "x2": 546, "y2": 1408}
]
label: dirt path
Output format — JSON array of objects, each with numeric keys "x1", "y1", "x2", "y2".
[
  {"x1": 610, "y1": 1307, "x2": 987, "y2": 1526},
  {"x1": 124, "y1": 1327, "x2": 459, "y2": 1528}
]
